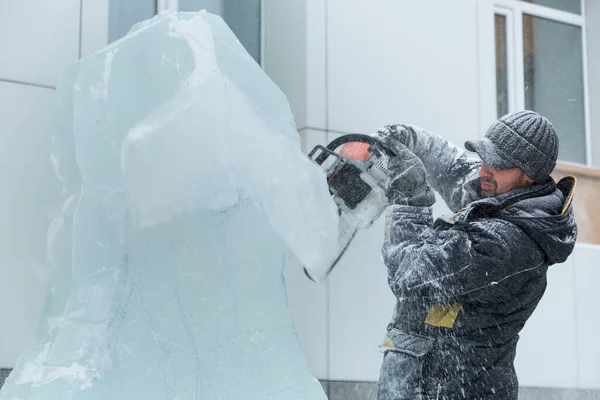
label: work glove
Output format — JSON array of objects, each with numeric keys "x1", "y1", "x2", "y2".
[
  {"x1": 377, "y1": 133, "x2": 436, "y2": 208},
  {"x1": 375, "y1": 124, "x2": 411, "y2": 147}
]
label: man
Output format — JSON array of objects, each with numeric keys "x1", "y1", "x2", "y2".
[{"x1": 373, "y1": 110, "x2": 577, "y2": 399}]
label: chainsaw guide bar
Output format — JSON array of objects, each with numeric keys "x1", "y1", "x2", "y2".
[{"x1": 303, "y1": 134, "x2": 395, "y2": 282}]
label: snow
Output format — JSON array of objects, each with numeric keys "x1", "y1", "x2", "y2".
[{"x1": 0, "y1": 11, "x2": 337, "y2": 399}]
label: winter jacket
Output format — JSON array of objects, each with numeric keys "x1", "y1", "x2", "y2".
[{"x1": 376, "y1": 125, "x2": 577, "y2": 400}]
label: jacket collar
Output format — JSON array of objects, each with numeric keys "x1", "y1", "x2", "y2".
[{"x1": 461, "y1": 177, "x2": 557, "y2": 220}]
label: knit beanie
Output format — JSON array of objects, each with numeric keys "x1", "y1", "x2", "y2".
[{"x1": 465, "y1": 110, "x2": 559, "y2": 182}]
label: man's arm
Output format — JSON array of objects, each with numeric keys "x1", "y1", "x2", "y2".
[
  {"x1": 376, "y1": 124, "x2": 481, "y2": 212},
  {"x1": 382, "y1": 205, "x2": 544, "y2": 304}
]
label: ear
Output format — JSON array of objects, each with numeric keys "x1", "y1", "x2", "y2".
[{"x1": 518, "y1": 170, "x2": 534, "y2": 185}]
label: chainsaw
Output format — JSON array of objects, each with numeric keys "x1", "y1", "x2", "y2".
[{"x1": 303, "y1": 134, "x2": 396, "y2": 282}]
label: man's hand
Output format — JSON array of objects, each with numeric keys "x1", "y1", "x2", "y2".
[
  {"x1": 378, "y1": 133, "x2": 436, "y2": 208},
  {"x1": 375, "y1": 124, "x2": 410, "y2": 147}
]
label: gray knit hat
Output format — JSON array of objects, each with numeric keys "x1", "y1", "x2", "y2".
[{"x1": 465, "y1": 110, "x2": 559, "y2": 182}]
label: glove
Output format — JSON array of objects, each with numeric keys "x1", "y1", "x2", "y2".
[
  {"x1": 378, "y1": 133, "x2": 436, "y2": 208},
  {"x1": 375, "y1": 124, "x2": 410, "y2": 147}
]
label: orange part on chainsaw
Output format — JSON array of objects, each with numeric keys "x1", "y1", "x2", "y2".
[{"x1": 338, "y1": 142, "x2": 372, "y2": 160}]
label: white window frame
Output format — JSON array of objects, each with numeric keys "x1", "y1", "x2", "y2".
[
  {"x1": 157, "y1": 0, "x2": 265, "y2": 66},
  {"x1": 157, "y1": 0, "x2": 178, "y2": 12},
  {"x1": 493, "y1": 0, "x2": 592, "y2": 166}
]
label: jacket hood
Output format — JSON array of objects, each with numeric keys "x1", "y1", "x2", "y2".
[{"x1": 468, "y1": 176, "x2": 578, "y2": 264}]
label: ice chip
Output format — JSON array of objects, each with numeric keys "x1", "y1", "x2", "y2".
[{"x1": 0, "y1": 11, "x2": 340, "y2": 399}]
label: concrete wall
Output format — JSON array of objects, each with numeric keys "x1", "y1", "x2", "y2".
[{"x1": 265, "y1": 0, "x2": 600, "y2": 391}]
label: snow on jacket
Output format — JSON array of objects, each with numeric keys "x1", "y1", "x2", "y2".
[{"x1": 376, "y1": 125, "x2": 578, "y2": 400}]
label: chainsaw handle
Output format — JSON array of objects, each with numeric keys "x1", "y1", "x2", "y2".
[
  {"x1": 310, "y1": 133, "x2": 394, "y2": 165},
  {"x1": 307, "y1": 145, "x2": 340, "y2": 166}
]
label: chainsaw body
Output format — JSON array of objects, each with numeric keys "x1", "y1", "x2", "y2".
[
  {"x1": 303, "y1": 134, "x2": 396, "y2": 281},
  {"x1": 308, "y1": 134, "x2": 394, "y2": 230}
]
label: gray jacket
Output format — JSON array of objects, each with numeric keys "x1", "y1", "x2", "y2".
[{"x1": 376, "y1": 125, "x2": 577, "y2": 400}]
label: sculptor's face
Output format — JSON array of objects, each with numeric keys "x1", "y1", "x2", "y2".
[{"x1": 479, "y1": 163, "x2": 534, "y2": 197}]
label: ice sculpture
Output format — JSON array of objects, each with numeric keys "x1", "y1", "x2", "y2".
[{"x1": 0, "y1": 11, "x2": 340, "y2": 399}]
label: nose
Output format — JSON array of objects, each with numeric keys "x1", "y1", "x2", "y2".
[{"x1": 480, "y1": 163, "x2": 493, "y2": 178}]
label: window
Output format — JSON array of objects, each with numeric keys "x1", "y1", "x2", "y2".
[
  {"x1": 517, "y1": 0, "x2": 581, "y2": 15},
  {"x1": 494, "y1": 0, "x2": 589, "y2": 165},
  {"x1": 177, "y1": 0, "x2": 262, "y2": 65},
  {"x1": 495, "y1": 14, "x2": 509, "y2": 118},
  {"x1": 109, "y1": 1, "x2": 262, "y2": 65},
  {"x1": 109, "y1": 0, "x2": 157, "y2": 43}
]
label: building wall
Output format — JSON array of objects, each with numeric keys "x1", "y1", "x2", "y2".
[
  {"x1": 265, "y1": 0, "x2": 600, "y2": 392},
  {"x1": 0, "y1": 0, "x2": 114, "y2": 369},
  {"x1": 0, "y1": 0, "x2": 78, "y2": 368}
]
